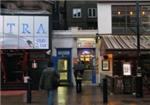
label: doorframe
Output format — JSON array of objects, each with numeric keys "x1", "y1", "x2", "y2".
[{"x1": 56, "y1": 48, "x2": 72, "y2": 84}]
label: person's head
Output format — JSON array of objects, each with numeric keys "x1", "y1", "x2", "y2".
[
  {"x1": 47, "y1": 61, "x2": 53, "y2": 67},
  {"x1": 81, "y1": 61, "x2": 84, "y2": 64}
]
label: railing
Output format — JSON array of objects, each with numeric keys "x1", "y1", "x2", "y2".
[{"x1": 105, "y1": 75, "x2": 137, "y2": 94}]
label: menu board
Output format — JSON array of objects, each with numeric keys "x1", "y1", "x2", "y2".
[
  {"x1": 123, "y1": 63, "x2": 131, "y2": 76},
  {"x1": 0, "y1": 16, "x2": 49, "y2": 49}
]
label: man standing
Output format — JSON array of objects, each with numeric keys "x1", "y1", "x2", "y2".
[
  {"x1": 74, "y1": 59, "x2": 84, "y2": 93},
  {"x1": 39, "y1": 62, "x2": 59, "y2": 105}
]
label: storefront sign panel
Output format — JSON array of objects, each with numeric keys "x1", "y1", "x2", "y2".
[{"x1": 0, "y1": 15, "x2": 49, "y2": 49}]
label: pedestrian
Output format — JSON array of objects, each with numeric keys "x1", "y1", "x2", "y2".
[
  {"x1": 74, "y1": 59, "x2": 84, "y2": 93},
  {"x1": 39, "y1": 61, "x2": 59, "y2": 105}
]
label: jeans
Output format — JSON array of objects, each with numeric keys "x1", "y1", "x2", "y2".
[{"x1": 47, "y1": 90, "x2": 55, "y2": 105}]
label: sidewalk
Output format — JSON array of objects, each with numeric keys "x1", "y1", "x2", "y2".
[{"x1": 1, "y1": 86, "x2": 150, "y2": 105}]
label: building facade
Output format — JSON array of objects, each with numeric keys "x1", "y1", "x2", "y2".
[
  {"x1": 98, "y1": 0, "x2": 150, "y2": 34},
  {"x1": 0, "y1": 0, "x2": 54, "y2": 89},
  {"x1": 66, "y1": 1, "x2": 98, "y2": 29},
  {"x1": 97, "y1": 0, "x2": 150, "y2": 95}
]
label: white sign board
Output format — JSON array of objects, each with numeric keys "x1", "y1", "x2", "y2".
[
  {"x1": 123, "y1": 63, "x2": 131, "y2": 76},
  {"x1": 0, "y1": 15, "x2": 49, "y2": 49}
]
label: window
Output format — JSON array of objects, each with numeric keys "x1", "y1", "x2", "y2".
[
  {"x1": 112, "y1": 5, "x2": 150, "y2": 34},
  {"x1": 73, "y1": 8, "x2": 81, "y2": 18},
  {"x1": 88, "y1": 8, "x2": 97, "y2": 18}
]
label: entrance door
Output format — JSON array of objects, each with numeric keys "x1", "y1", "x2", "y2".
[
  {"x1": 77, "y1": 48, "x2": 96, "y2": 84},
  {"x1": 57, "y1": 58, "x2": 69, "y2": 85}
]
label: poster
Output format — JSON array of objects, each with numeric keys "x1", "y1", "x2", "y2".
[
  {"x1": 102, "y1": 60, "x2": 109, "y2": 71},
  {"x1": 123, "y1": 63, "x2": 131, "y2": 76}
]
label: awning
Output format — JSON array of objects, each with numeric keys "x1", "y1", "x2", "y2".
[{"x1": 101, "y1": 35, "x2": 150, "y2": 50}]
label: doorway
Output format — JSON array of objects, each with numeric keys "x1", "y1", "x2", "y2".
[
  {"x1": 56, "y1": 48, "x2": 72, "y2": 86},
  {"x1": 77, "y1": 48, "x2": 96, "y2": 84}
]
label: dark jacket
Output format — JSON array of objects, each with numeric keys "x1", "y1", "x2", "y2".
[
  {"x1": 74, "y1": 62, "x2": 84, "y2": 79},
  {"x1": 39, "y1": 67, "x2": 59, "y2": 90}
]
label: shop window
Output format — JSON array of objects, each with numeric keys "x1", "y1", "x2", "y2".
[
  {"x1": 112, "y1": 5, "x2": 150, "y2": 34},
  {"x1": 78, "y1": 48, "x2": 95, "y2": 70}
]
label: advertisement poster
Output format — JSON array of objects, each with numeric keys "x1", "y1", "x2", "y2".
[{"x1": 102, "y1": 60, "x2": 109, "y2": 71}]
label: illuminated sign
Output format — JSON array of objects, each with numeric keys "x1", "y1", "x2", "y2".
[{"x1": 0, "y1": 16, "x2": 49, "y2": 49}]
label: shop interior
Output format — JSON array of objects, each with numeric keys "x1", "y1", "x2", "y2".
[{"x1": 77, "y1": 48, "x2": 96, "y2": 84}]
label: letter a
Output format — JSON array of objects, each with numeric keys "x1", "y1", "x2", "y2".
[{"x1": 37, "y1": 24, "x2": 46, "y2": 34}]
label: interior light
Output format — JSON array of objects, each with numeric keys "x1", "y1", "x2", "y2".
[
  {"x1": 118, "y1": 11, "x2": 121, "y2": 15},
  {"x1": 142, "y1": 11, "x2": 145, "y2": 15},
  {"x1": 82, "y1": 50, "x2": 90, "y2": 54},
  {"x1": 130, "y1": 11, "x2": 133, "y2": 15}
]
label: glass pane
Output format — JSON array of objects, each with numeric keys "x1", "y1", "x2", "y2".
[
  {"x1": 60, "y1": 72, "x2": 67, "y2": 80},
  {"x1": 73, "y1": 8, "x2": 81, "y2": 18},
  {"x1": 57, "y1": 59, "x2": 68, "y2": 71},
  {"x1": 0, "y1": 37, "x2": 3, "y2": 49},
  {"x1": 93, "y1": 9, "x2": 96, "y2": 17},
  {"x1": 88, "y1": 9, "x2": 92, "y2": 17}
]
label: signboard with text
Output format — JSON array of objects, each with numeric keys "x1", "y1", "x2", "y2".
[{"x1": 0, "y1": 15, "x2": 49, "y2": 49}]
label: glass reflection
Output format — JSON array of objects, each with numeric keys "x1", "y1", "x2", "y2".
[{"x1": 57, "y1": 87, "x2": 67, "y2": 104}]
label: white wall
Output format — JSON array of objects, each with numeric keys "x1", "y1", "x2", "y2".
[
  {"x1": 52, "y1": 38, "x2": 74, "y2": 48},
  {"x1": 97, "y1": 3, "x2": 112, "y2": 34}
]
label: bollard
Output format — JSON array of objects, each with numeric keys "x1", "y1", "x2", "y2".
[
  {"x1": 103, "y1": 78, "x2": 108, "y2": 103},
  {"x1": 136, "y1": 76, "x2": 143, "y2": 98},
  {"x1": 27, "y1": 78, "x2": 32, "y2": 103}
]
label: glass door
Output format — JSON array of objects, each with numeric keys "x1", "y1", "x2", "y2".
[{"x1": 57, "y1": 58, "x2": 69, "y2": 85}]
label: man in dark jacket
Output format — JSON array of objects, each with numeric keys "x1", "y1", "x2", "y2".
[
  {"x1": 74, "y1": 59, "x2": 84, "y2": 93},
  {"x1": 39, "y1": 62, "x2": 59, "y2": 105}
]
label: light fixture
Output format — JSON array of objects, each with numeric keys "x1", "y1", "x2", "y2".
[
  {"x1": 142, "y1": 11, "x2": 145, "y2": 15},
  {"x1": 95, "y1": 33, "x2": 101, "y2": 43},
  {"x1": 130, "y1": 11, "x2": 133, "y2": 15}
]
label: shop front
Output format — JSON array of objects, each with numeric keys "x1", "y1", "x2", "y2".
[
  {"x1": 100, "y1": 35, "x2": 150, "y2": 95},
  {"x1": 77, "y1": 38, "x2": 96, "y2": 84},
  {"x1": 1, "y1": 14, "x2": 52, "y2": 90},
  {"x1": 52, "y1": 29, "x2": 98, "y2": 86}
]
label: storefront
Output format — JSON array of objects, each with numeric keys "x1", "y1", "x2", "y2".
[
  {"x1": 52, "y1": 29, "x2": 98, "y2": 86},
  {"x1": 77, "y1": 38, "x2": 96, "y2": 84},
  {"x1": 100, "y1": 35, "x2": 150, "y2": 95},
  {"x1": 1, "y1": 14, "x2": 52, "y2": 89}
]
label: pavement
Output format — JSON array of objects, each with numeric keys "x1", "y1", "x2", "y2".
[{"x1": 1, "y1": 86, "x2": 150, "y2": 105}]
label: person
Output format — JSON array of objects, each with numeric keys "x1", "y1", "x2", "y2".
[
  {"x1": 39, "y1": 62, "x2": 59, "y2": 105},
  {"x1": 74, "y1": 59, "x2": 84, "y2": 93}
]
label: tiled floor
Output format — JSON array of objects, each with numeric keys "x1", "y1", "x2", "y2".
[{"x1": 1, "y1": 86, "x2": 150, "y2": 105}]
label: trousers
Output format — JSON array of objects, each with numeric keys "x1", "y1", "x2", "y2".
[
  {"x1": 47, "y1": 90, "x2": 55, "y2": 105},
  {"x1": 76, "y1": 79, "x2": 82, "y2": 93}
]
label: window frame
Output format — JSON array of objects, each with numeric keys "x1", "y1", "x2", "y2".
[{"x1": 88, "y1": 8, "x2": 97, "y2": 18}]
